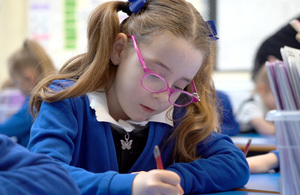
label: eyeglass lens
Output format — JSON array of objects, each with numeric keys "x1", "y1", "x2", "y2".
[{"x1": 142, "y1": 73, "x2": 194, "y2": 106}]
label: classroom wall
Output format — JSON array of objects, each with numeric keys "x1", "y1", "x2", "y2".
[
  {"x1": 0, "y1": 0, "x2": 28, "y2": 87},
  {"x1": 217, "y1": 0, "x2": 300, "y2": 71},
  {"x1": 0, "y1": 0, "x2": 299, "y2": 113},
  {"x1": 215, "y1": 0, "x2": 300, "y2": 111},
  {"x1": 0, "y1": 0, "x2": 201, "y2": 88}
]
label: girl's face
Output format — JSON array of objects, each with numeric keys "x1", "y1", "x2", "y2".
[
  {"x1": 262, "y1": 87, "x2": 276, "y2": 111},
  {"x1": 8, "y1": 67, "x2": 34, "y2": 95},
  {"x1": 107, "y1": 33, "x2": 205, "y2": 121}
]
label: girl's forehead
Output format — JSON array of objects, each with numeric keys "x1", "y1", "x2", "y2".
[{"x1": 140, "y1": 34, "x2": 204, "y2": 72}]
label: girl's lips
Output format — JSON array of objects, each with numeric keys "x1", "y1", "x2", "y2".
[{"x1": 140, "y1": 104, "x2": 155, "y2": 114}]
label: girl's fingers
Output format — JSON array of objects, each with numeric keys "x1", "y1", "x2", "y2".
[
  {"x1": 157, "y1": 182, "x2": 183, "y2": 195},
  {"x1": 132, "y1": 170, "x2": 184, "y2": 195},
  {"x1": 159, "y1": 170, "x2": 181, "y2": 186}
]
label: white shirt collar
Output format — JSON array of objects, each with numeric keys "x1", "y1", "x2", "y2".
[{"x1": 87, "y1": 91, "x2": 174, "y2": 132}]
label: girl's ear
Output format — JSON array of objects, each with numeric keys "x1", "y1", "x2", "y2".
[
  {"x1": 110, "y1": 33, "x2": 128, "y2": 65},
  {"x1": 23, "y1": 69, "x2": 38, "y2": 85}
]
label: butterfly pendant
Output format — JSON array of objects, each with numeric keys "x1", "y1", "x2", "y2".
[{"x1": 120, "y1": 132, "x2": 133, "y2": 150}]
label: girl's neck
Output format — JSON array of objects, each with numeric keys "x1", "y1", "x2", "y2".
[{"x1": 106, "y1": 87, "x2": 129, "y2": 121}]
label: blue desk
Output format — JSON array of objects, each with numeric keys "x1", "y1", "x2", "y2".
[
  {"x1": 230, "y1": 133, "x2": 277, "y2": 152},
  {"x1": 200, "y1": 173, "x2": 280, "y2": 195},
  {"x1": 201, "y1": 191, "x2": 277, "y2": 195},
  {"x1": 243, "y1": 173, "x2": 280, "y2": 193}
]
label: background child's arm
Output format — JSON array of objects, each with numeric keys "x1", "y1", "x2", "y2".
[
  {"x1": 250, "y1": 118, "x2": 275, "y2": 135},
  {"x1": 247, "y1": 152, "x2": 279, "y2": 174}
]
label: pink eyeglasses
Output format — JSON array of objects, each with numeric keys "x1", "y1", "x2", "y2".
[{"x1": 130, "y1": 35, "x2": 200, "y2": 107}]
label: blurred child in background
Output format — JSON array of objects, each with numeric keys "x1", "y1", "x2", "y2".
[
  {"x1": 246, "y1": 21, "x2": 300, "y2": 174},
  {"x1": 0, "y1": 39, "x2": 56, "y2": 146},
  {"x1": 236, "y1": 65, "x2": 276, "y2": 135},
  {"x1": 240, "y1": 16, "x2": 300, "y2": 136}
]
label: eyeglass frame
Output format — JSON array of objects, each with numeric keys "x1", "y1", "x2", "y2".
[{"x1": 129, "y1": 35, "x2": 200, "y2": 107}]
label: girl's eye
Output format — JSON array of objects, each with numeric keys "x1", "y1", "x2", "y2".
[
  {"x1": 149, "y1": 74, "x2": 161, "y2": 80},
  {"x1": 172, "y1": 85, "x2": 184, "y2": 90}
]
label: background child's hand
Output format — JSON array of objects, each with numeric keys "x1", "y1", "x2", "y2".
[{"x1": 132, "y1": 169, "x2": 184, "y2": 195}]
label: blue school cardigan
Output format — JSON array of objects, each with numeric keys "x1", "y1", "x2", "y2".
[
  {"x1": 28, "y1": 80, "x2": 249, "y2": 195},
  {"x1": 216, "y1": 90, "x2": 240, "y2": 136},
  {"x1": 0, "y1": 134, "x2": 80, "y2": 195}
]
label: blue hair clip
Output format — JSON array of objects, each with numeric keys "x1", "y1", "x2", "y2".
[
  {"x1": 128, "y1": 0, "x2": 146, "y2": 14},
  {"x1": 206, "y1": 20, "x2": 219, "y2": 40}
]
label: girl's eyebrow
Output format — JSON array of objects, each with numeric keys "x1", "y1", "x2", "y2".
[
  {"x1": 147, "y1": 58, "x2": 192, "y2": 83},
  {"x1": 147, "y1": 57, "x2": 171, "y2": 72}
]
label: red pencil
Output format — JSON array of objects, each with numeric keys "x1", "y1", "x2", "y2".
[
  {"x1": 243, "y1": 138, "x2": 252, "y2": 156},
  {"x1": 154, "y1": 145, "x2": 164, "y2": 169}
]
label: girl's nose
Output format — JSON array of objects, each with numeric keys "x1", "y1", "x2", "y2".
[{"x1": 151, "y1": 91, "x2": 169, "y2": 103}]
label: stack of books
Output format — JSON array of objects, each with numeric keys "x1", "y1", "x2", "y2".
[
  {"x1": 266, "y1": 46, "x2": 300, "y2": 110},
  {"x1": 265, "y1": 45, "x2": 300, "y2": 195}
]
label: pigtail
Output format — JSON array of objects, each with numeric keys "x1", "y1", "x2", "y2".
[
  {"x1": 73, "y1": 1, "x2": 124, "y2": 91},
  {"x1": 30, "y1": 1, "x2": 126, "y2": 116}
]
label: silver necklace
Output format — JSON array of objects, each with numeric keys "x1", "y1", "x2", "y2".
[{"x1": 120, "y1": 132, "x2": 133, "y2": 150}]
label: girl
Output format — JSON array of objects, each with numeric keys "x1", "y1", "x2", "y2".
[
  {"x1": 236, "y1": 65, "x2": 276, "y2": 135},
  {"x1": 0, "y1": 39, "x2": 56, "y2": 146},
  {"x1": 28, "y1": 0, "x2": 249, "y2": 194}
]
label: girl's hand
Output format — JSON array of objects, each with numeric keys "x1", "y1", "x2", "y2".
[{"x1": 132, "y1": 169, "x2": 184, "y2": 195}]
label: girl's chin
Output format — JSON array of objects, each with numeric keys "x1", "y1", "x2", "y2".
[{"x1": 133, "y1": 113, "x2": 150, "y2": 122}]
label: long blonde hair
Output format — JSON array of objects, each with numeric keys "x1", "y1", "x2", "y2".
[{"x1": 30, "y1": 0, "x2": 218, "y2": 162}]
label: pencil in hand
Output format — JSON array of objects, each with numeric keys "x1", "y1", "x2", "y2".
[
  {"x1": 154, "y1": 145, "x2": 164, "y2": 169},
  {"x1": 243, "y1": 138, "x2": 252, "y2": 156}
]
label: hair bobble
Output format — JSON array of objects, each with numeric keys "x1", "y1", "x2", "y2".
[
  {"x1": 122, "y1": 0, "x2": 146, "y2": 16},
  {"x1": 206, "y1": 20, "x2": 219, "y2": 40}
]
